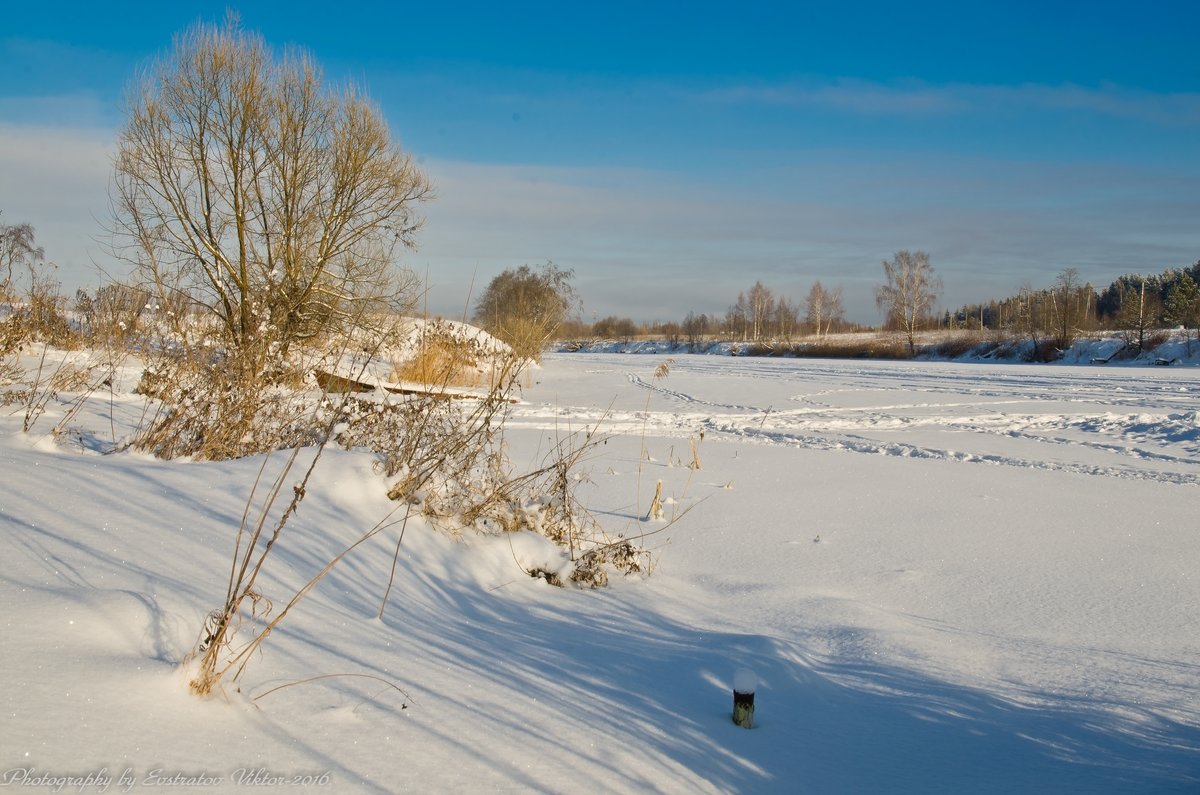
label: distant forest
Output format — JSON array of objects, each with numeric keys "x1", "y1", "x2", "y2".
[{"x1": 560, "y1": 261, "x2": 1200, "y2": 356}]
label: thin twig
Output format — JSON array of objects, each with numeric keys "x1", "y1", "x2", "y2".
[{"x1": 251, "y1": 673, "x2": 416, "y2": 706}]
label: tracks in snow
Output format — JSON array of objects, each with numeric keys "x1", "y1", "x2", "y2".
[{"x1": 520, "y1": 355, "x2": 1200, "y2": 486}]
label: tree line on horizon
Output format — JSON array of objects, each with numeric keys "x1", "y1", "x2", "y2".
[
  {"x1": 555, "y1": 279, "x2": 867, "y2": 346},
  {"x1": 946, "y1": 262, "x2": 1200, "y2": 357},
  {"x1": 508, "y1": 256, "x2": 1200, "y2": 358},
  {"x1": 6, "y1": 199, "x2": 1199, "y2": 361}
]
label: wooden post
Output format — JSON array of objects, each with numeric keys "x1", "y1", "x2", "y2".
[{"x1": 732, "y1": 668, "x2": 757, "y2": 729}]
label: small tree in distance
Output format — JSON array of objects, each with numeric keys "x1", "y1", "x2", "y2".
[
  {"x1": 0, "y1": 214, "x2": 46, "y2": 301},
  {"x1": 473, "y1": 262, "x2": 578, "y2": 361},
  {"x1": 805, "y1": 280, "x2": 844, "y2": 338},
  {"x1": 1164, "y1": 272, "x2": 1200, "y2": 354},
  {"x1": 876, "y1": 250, "x2": 942, "y2": 355},
  {"x1": 1050, "y1": 267, "x2": 1092, "y2": 351},
  {"x1": 1116, "y1": 277, "x2": 1162, "y2": 352}
]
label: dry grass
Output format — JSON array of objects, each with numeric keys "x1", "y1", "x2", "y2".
[
  {"x1": 793, "y1": 336, "x2": 911, "y2": 359},
  {"x1": 930, "y1": 333, "x2": 988, "y2": 359},
  {"x1": 391, "y1": 334, "x2": 484, "y2": 388}
]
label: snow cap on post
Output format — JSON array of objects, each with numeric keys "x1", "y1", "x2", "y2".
[
  {"x1": 734, "y1": 668, "x2": 758, "y2": 694},
  {"x1": 732, "y1": 667, "x2": 756, "y2": 729}
]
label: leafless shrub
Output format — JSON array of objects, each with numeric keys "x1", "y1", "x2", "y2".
[
  {"x1": 0, "y1": 309, "x2": 24, "y2": 361},
  {"x1": 2, "y1": 279, "x2": 78, "y2": 351},
  {"x1": 931, "y1": 333, "x2": 987, "y2": 359},
  {"x1": 1143, "y1": 331, "x2": 1171, "y2": 351},
  {"x1": 127, "y1": 304, "x2": 409, "y2": 460},
  {"x1": 1024, "y1": 340, "x2": 1062, "y2": 363},
  {"x1": 744, "y1": 341, "x2": 780, "y2": 357},
  {"x1": 794, "y1": 337, "x2": 911, "y2": 359},
  {"x1": 131, "y1": 346, "x2": 320, "y2": 460},
  {"x1": 188, "y1": 436, "x2": 329, "y2": 696},
  {"x1": 75, "y1": 282, "x2": 150, "y2": 351},
  {"x1": 461, "y1": 415, "x2": 651, "y2": 589},
  {"x1": 341, "y1": 349, "x2": 652, "y2": 595},
  {"x1": 0, "y1": 319, "x2": 31, "y2": 405}
]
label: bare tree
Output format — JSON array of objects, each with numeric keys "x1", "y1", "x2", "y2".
[
  {"x1": 746, "y1": 281, "x2": 775, "y2": 342},
  {"x1": 111, "y1": 17, "x2": 432, "y2": 359},
  {"x1": 726, "y1": 293, "x2": 749, "y2": 342},
  {"x1": 473, "y1": 262, "x2": 578, "y2": 360},
  {"x1": 774, "y1": 296, "x2": 799, "y2": 342},
  {"x1": 875, "y1": 250, "x2": 942, "y2": 355},
  {"x1": 1050, "y1": 267, "x2": 1092, "y2": 350},
  {"x1": 682, "y1": 311, "x2": 710, "y2": 349},
  {"x1": 1117, "y1": 277, "x2": 1162, "y2": 352},
  {"x1": 822, "y1": 284, "x2": 845, "y2": 336},
  {"x1": 805, "y1": 281, "x2": 826, "y2": 337},
  {"x1": 1013, "y1": 283, "x2": 1055, "y2": 360},
  {"x1": 593, "y1": 315, "x2": 638, "y2": 342},
  {"x1": 806, "y1": 280, "x2": 845, "y2": 338},
  {"x1": 0, "y1": 214, "x2": 46, "y2": 300}
]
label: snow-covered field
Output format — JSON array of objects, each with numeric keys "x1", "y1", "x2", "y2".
[{"x1": 2, "y1": 351, "x2": 1198, "y2": 793}]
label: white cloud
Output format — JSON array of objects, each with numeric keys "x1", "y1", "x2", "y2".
[
  {"x1": 412, "y1": 154, "x2": 1200, "y2": 322},
  {"x1": 704, "y1": 79, "x2": 964, "y2": 115},
  {"x1": 2, "y1": 124, "x2": 1197, "y2": 324},
  {"x1": 701, "y1": 78, "x2": 1200, "y2": 126},
  {"x1": 0, "y1": 122, "x2": 117, "y2": 284}
]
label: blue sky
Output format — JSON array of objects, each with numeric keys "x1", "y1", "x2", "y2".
[{"x1": 2, "y1": 1, "x2": 1198, "y2": 324}]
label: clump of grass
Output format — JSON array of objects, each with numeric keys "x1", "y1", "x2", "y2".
[
  {"x1": 688, "y1": 433, "x2": 703, "y2": 470},
  {"x1": 391, "y1": 323, "x2": 488, "y2": 388},
  {"x1": 645, "y1": 479, "x2": 665, "y2": 521}
]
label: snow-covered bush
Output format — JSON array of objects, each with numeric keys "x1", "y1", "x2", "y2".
[
  {"x1": 360, "y1": 349, "x2": 649, "y2": 589},
  {"x1": 131, "y1": 345, "x2": 321, "y2": 460}
]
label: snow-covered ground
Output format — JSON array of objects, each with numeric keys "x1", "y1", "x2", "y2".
[{"x1": 2, "y1": 351, "x2": 1198, "y2": 793}]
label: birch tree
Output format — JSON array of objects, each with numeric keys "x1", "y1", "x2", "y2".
[
  {"x1": 875, "y1": 250, "x2": 942, "y2": 355},
  {"x1": 747, "y1": 281, "x2": 775, "y2": 342},
  {"x1": 806, "y1": 280, "x2": 845, "y2": 338},
  {"x1": 0, "y1": 215, "x2": 45, "y2": 300}
]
